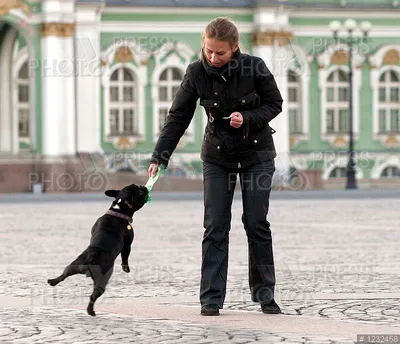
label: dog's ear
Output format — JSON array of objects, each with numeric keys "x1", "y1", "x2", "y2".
[{"x1": 105, "y1": 189, "x2": 119, "y2": 198}]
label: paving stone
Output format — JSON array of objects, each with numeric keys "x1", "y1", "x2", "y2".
[{"x1": 0, "y1": 194, "x2": 399, "y2": 343}]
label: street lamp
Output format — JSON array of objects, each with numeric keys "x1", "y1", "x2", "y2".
[{"x1": 329, "y1": 19, "x2": 371, "y2": 190}]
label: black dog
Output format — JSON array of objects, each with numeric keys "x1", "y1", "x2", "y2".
[{"x1": 47, "y1": 184, "x2": 149, "y2": 316}]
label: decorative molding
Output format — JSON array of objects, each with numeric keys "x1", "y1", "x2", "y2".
[
  {"x1": 330, "y1": 50, "x2": 348, "y2": 65},
  {"x1": 322, "y1": 157, "x2": 363, "y2": 180},
  {"x1": 102, "y1": 7, "x2": 253, "y2": 15},
  {"x1": 251, "y1": 29, "x2": 293, "y2": 47},
  {"x1": 369, "y1": 45, "x2": 400, "y2": 68},
  {"x1": 383, "y1": 135, "x2": 400, "y2": 147},
  {"x1": 101, "y1": 38, "x2": 150, "y2": 66},
  {"x1": 153, "y1": 41, "x2": 194, "y2": 67},
  {"x1": 289, "y1": 136, "x2": 298, "y2": 149},
  {"x1": 116, "y1": 137, "x2": 135, "y2": 150},
  {"x1": 325, "y1": 134, "x2": 359, "y2": 149},
  {"x1": 332, "y1": 136, "x2": 348, "y2": 148},
  {"x1": 114, "y1": 46, "x2": 134, "y2": 63},
  {"x1": 288, "y1": 153, "x2": 316, "y2": 171},
  {"x1": 101, "y1": 21, "x2": 253, "y2": 34},
  {"x1": 0, "y1": 0, "x2": 30, "y2": 16},
  {"x1": 371, "y1": 154, "x2": 400, "y2": 179},
  {"x1": 252, "y1": 30, "x2": 274, "y2": 46},
  {"x1": 107, "y1": 135, "x2": 142, "y2": 150},
  {"x1": 290, "y1": 11, "x2": 400, "y2": 19},
  {"x1": 177, "y1": 138, "x2": 188, "y2": 149},
  {"x1": 318, "y1": 44, "x2": 366, "y2": 69},
  {"x1": 278, "y1": 31, "x2": 292, "y2": 47},
  {"x1": 40, "y1": 23, "x2": 75, "y2": 37},
  {"x1": 282, "y1": 26, "x2": 400, "y2": 38},
  {"x1": 383, "y1": 49, "x2": 400, "y2": 65}
]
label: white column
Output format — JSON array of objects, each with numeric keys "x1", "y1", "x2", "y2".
[
  {"x1": 0, "y1": 27, "x2": 17, "y2": 153},
  {"x1": 271, "y1": 45, "x2": 290, "y2": 179},
  {"x1": 75, "y1": 3, "x2": 103, "y2": 152},
  {"x1": 41, "y1": 0, "x2": 76, "y2": 156},
  {"x1": 253, "y1": 44, "x2": 291, "y2": 180},
  {"x1": 253, "y1": 6, "x2": 292, "y2": 183}
]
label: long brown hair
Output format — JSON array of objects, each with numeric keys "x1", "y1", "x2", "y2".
[{"x1": 202, "y1": 17, "x2": 240, "y2": 48}]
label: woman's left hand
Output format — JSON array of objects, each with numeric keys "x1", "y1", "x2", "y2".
[{"x1": 229, "y1": 112, "x2": 243, "y2": 128}]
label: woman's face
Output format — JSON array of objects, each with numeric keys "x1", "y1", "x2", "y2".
[{"x1": 203, "y1": 36, "x2": 238, "y2": 68}]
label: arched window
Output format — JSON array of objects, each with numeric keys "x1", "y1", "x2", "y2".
[
  {"x1": 378, "y1": 70, "x2": 400, "y2": 133},
  {"x1": 381, "y1": 166, "x2": 400, "y2": 178},
  {"x1": 17, "y1": 62, "x2": 29, "y2": 138},
  {"x1": 109, "y1": 67, "x2": 136, "y2": 136},
  {"x1": 326, "y1": 70, "x2": 349, "y2": 134},
  {"x1": 288, "y1": 70, "x2": 302, "y2": 134},
  {"x1": 158, "y1": 67, "x2": 183, "y2": 131},
  {"x1": 329, "y1": 167, "x2": 346, "y2": 179}
]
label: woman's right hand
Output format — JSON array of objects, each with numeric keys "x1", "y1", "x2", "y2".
[{"x1": 148, "y1": 163, "x2": 159, "y2": 177}]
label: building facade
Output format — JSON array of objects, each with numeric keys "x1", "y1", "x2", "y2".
[{"x1": 0, "y1": 0, "x2": 399, "y2": 192}]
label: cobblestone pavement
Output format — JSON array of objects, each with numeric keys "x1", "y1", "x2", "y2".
[{"x1": 0, "y1": 191, "x2": 399, "y2": 343}]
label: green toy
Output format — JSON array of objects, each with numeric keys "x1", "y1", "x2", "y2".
[{"x1": 145, "y1": 164, "x2": 167, "y2": 203}]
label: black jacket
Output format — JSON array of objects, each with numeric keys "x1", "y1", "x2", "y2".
[{"x1": 151, "y1": 49, "x2": 283, "y2": 169}]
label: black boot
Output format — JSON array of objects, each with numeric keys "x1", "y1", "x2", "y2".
[
  {"x1": 201, "y1": 304, "x2": 220, "y2": 316},
  {"x1": 260, "y1": 299, "x2": 281, "y2": 314}
]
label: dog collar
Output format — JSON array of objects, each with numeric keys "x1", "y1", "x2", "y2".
[{"x1": 106, "y1": 210, "x2": 133, "y2": 223}]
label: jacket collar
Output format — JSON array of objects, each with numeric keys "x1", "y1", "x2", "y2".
[{"x1": 201, "y1": 48, "x2": 242, "y2": 82}]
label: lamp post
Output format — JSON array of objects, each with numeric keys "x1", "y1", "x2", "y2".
[{"x1": 329, "y1": 19, "x2": 371, "y2": 190}]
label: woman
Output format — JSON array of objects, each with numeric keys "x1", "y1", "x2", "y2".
[{"x1": 148, "y1": 17, "x2": 283, "y2": 316}]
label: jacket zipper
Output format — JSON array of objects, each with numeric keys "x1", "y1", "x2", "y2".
[{"x1": 219, "y1": 72, "x2": 240, "y2": 169}]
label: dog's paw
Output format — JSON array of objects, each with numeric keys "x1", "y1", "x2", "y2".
[
  {"x1": 121, "y1": 264, "x2": 130, "y2": 273},
  {"x1": 47, "y1": 278, "x2": 58, "y2": 287},
  {"x1": 87, "y1": 304, "x2": 96, "y2": 316}
]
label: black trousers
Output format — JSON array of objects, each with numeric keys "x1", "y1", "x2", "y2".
[{"x1": 200, "y1": 159, "x2": 276, "y2": 308}]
